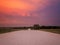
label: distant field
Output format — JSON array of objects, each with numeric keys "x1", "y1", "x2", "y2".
[
  {"x1": 38, "y1": 29, "x2": 60, "y2": 34},
  {"x1": 0, "y1": 28, "x2": 60, "y2": 34},
  {"x1": 0, "y1": 28, "x2": 18, "y2": 34}
]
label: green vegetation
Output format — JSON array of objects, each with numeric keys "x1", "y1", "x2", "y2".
[
  {"x1": 0, "y1": 27, "x2": 60, "y2": 34},
  {"x1": 0, "y1": 27, "x2": 19, "y2": 34},
  {"x1": 0, "y1": 28, "x2": 10, "y2": 34},
  {"x1": 0, "y1": 24, "x2": 60, "y2": 34},
  {"x1": 39, "y1": 29, "x2": 60, "y2": 34}
]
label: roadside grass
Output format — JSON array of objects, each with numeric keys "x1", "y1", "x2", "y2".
[
  {"x1": 0, "y1": 28, "x2": 27, "y2": 34},
  {"x1": 0, "y1": 29, "x2": 18, "y2": 34},
  {"x1": 0, "y1": 28, "x2": 60, "y2": 34},
  {"x1": 39, "y1": 29, "x2": 60, "y2": 34}
]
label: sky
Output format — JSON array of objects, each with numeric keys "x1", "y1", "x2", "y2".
[{"x1": 0, "y1": 0, "x2": 60, "y2": 27}]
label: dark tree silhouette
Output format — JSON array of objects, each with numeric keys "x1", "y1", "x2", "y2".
[{"x1": 33, "y1": 24, "x2": 40, "y2": 30}]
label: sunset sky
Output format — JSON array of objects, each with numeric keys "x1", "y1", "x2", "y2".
[{"x1": 0, "y1": 0, "x2": 60, "y2": 27}]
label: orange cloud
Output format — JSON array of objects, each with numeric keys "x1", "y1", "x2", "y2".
[
  {"x1": 0, "y1": 0, "x2": 36, "y2": 11},
  {"x1": 1, "y1": 0, "x2": 34, "y2": 10},
  {"x1": 0, "y1": 0, "x2": 35, "y2": 16},
  {"x1": 0, "y1": 0, "x2": 55, "y2": 16},
  {"x1": 0, "y1": 0, "x2": 59, "y2": 26}
]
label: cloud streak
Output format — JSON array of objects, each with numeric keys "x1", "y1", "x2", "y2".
[
  {"x1": 0, "y1": 0, "x2": 60, "y2": 26},
  {"x1": 0, "y1": 0, "x2": 53, "y2": 16}
]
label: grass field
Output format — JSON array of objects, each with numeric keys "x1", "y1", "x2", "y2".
[
  {"x1": 0, "y1": 28, "x2": 18, "y2": 34},
  {"x1": 0, "y1": 28, "x2": 60, "y2": 34},
  {"x1": 39, "y1": 29, "x2": 60, "y2": 34}
]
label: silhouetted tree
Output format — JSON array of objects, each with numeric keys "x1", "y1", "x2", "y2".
[{"x1": 33, "y1": 24, "x2": 40, "y2": 30}]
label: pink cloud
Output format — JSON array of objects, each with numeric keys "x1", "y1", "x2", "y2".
[
  {"x1": 0, "y1": 0, "x2": 55, "y2": 16},
  {"x1": 0, "y1": 0, "x2": 59, "y2": 26}
]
